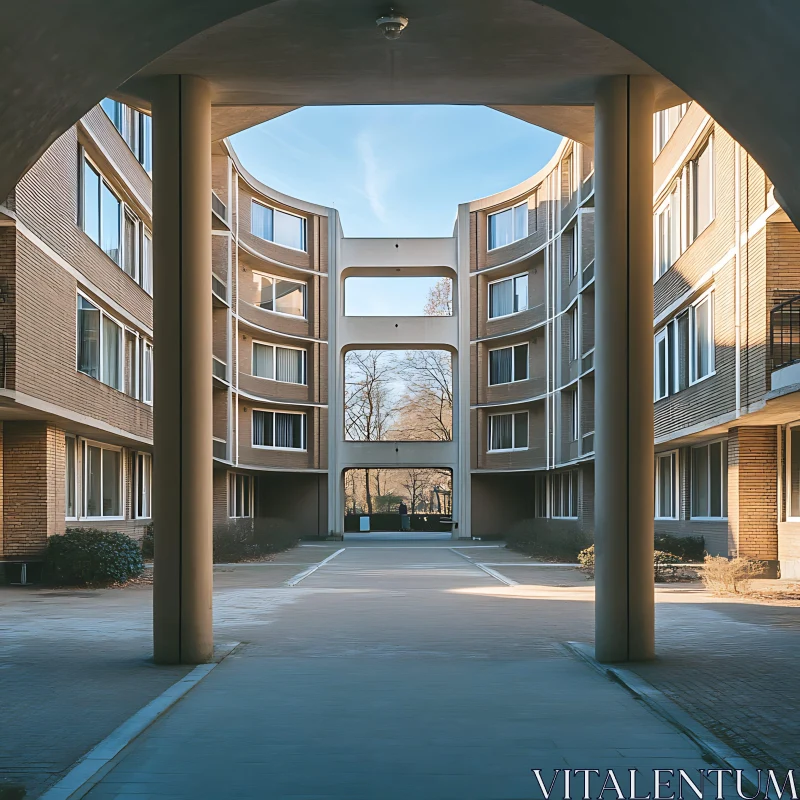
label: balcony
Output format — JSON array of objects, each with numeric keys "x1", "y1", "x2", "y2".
[
  {"x1": 213, "y1": 437, "x2": 228, "y2": 460},
  {"x1": 211, "y1": 191, "x2": 229, "y2": 229},
  {"x1": 581, "y1": 258, "x2": 595, "y2": 287},
  {"x1": 581, "y1": 431, "x2": 595, "y2": 456},
  {"x1": 212, "y1": 356, "x2": 228, "y2": 383},
  {"x1": 212, "y1": 273, "x2": 228, "y2": 305}
]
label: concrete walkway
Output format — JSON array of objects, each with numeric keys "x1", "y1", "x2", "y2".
[{"x1": 80, "y1": 544, "x2": 709, "y2": 799}]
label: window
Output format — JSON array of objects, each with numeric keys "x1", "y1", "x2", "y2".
[
  {"x1": 77, "y1": 295, "x2": 124, "y2": 391},
  {"x1": 228, "y1": 473, "x2": 253, "y2": 518},
  {"x1": 570, "y1": 308, "x2": 579, "y2": 361},
  {"x1": 531, "y1": 189, "x2": 539, "y2": 233},
  {"x1": 252, "y1": 342, "x2": 307, "y2": 385},
  {"x1": 690, "y1": 292, "x2": 714, "y2": 383},
  {"x1": 252, "y1": 410, "x2": 307, "y2": 450},
  {"x1": 570, "y1": 389, "x2": 579, "y2": 442},
  {"x1": 691, "y1": 439, "x2": 728, "y2": 519},
  {"x1": 100, "y1": 99, "x2": 152, "y2": 171},
  {"x1": 653, "y1": 105, "x2": 688, "y2": 155},
  {"x1": 81, "y1": 155, "x2": 121, "y2": 264},
  {"x1": 135, "y1": 452, "x2": 152, "y2": 519},
  {"x1": 251, "y1": 200, "x2": 307, "y2": 251},
  {"x1": 654, "y1": 327, "x2": 669, "y2": 400},
  {"x1": 488, "y1": 273, "x2": 528, "y2": 319},
  {"x1": 141, "y1": 340, "x2": 153, "y2": 404},
  {"x1": 655, "y1": 183, "x2": 681, "y2": 278},
  {"x1": 122, "y1": 210, "x2": 139, "y2": 280},
  {"x1": 787, "y1": 425, "x2": 800, "y2": 520},
  {"x1": 655, "y1": 451, "x2": 678, "y2": 519},
  {"x1": 534, "y1": 473, "x2": 548, "y2": 517},
  {"x1": 552, "y1": 470, "x2": 578, "y2": 518},
  {"x1": 487, "y1": 411, "x2": 528, "y2": 452},
  {"x1": 252, "y1": 272, "x2": 307, "y2": 318},
  {"x1": 141, "y1": 229, "x2": 153, "y2": 295},
  {"x1": 65, "y1": 436, "x2": 76, "y2": 519},
  {"x1": 488, "y1": 203, "x2": 527, "y2": 250},
  {"x1": 690, "y1": 137, "x2": 714, "y2": 241},
  {"x1": 488, "y1": 343, "x2": 528, "y2": 385},
  {"x1": 567, "y1": 229, "x2": 578, "y2": 282},
  {"x1": 83, "y1": 441, "x2": 122, "y2": 519},
  {"x1": 672, "y1": 311, "x2": 690, "y2": 394}
]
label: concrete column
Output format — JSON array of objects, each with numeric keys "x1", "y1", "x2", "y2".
[
  {"x1": 594, "y1": 76, "x2": 655, "y2": 663},
  {"x1": 152, "y1": 76, "x2": 214, "y2": 664}
]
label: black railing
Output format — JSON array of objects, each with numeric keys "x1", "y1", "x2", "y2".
[{"x1": 770, "y1": 293, "x2": 800, "y2": 370}]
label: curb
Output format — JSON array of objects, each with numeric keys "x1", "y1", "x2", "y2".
[
  {"x1": 39, "y1": 641, "x2": 240, "y2": 800},
  {"x1": 564, "y1": 642, "x2": 761, "y2": 791}
]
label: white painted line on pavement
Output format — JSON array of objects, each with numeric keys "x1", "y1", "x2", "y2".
[
  {"x1": 448, "y1": 548, "x2": 518, "y2": 586},
  {"x1": 479, "y1": 562, "x2": 581, "y2": 567},
  {"x1": 286, "y1": 548, "x2": 346, "y2": 586},
  {"x1": 40, "y1": 642, "x2": 239, "y2": 800}
]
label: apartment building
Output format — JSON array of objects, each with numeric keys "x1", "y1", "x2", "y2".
[
  {"x1": 3, "y1": 97, "x2": 800, "y2": 580},
  {"x1": 0, "y1": 100, "x2": 154, "y2": 572}
]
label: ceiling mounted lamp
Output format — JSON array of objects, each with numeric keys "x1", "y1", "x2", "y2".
[{"x1": 376, "y1": 10, "x2": 409, "y2": 40}]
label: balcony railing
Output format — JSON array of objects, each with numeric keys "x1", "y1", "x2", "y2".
[
  {"x1": 212, "y1": 356, "x2": 228, "y2": 382},
  {"x1": 770, "y1": 293, "x2": 800, "y2": 370},
  {"x1": 211, "y1": 274, "x2": 228, "y2": 303},
  {"x1": 211, "y1": 191, "x2": 228, "y2": 222},
  {"x1": 212, "y1": 438, "x2": 228, "y2": 460},
  {"x1": 581, "y1": 431, "x2": 595, "y2": 456},
  {"x1": 582, "y1": 259, "x2": 595, "y2": 286}
]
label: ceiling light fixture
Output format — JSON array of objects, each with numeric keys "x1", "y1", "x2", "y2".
[{"x1": 376, "y1": 10, "x2": 408, "y2": 40}]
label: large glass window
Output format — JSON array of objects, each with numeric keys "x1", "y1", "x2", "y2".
[
  {"x1": 488, "y1": 203, "x2": 527, "y2": 250},
  {"x1": 77, "y1": 295, "x2": 124, "y2": 391},
  {"x1": 251, "y1": 201, "x2": 307, "y2": 251},
  {"x1": 100, "y1": 99, "x2": 152, "y2": 170},
  {"x1": 691, "y1": 439, "x2": 728, "y2": 519},
  {"x1": 654, "y1": 327, "x2": 669, "y2": 401},
  {"x1": 655, "y1": 183, "x2": 681, "y2": 278},
  {"x1": 81, "y1": 154, "x2": 122, "y2": 264},
  {"x1": 487, "y1": 411, "x2": 528, "y2": 452},
  {"x1": 788, "y1": 425, "x2": 800, "y2": 520},
  {"x1": 488, "y1": 273, "x2": 528, "y2": 319},
  {"x1": 141, "y1": 229, "x2": 153, "y2": 295},
  {"x1": 691, "y1": 292, "x2": 714, "y2": 383},
  {"x1": 135, "y1": 452, "x2": 152, "y2": 519},
  {"x1": 252, "y1": 410, "x2": 307, "y2": 450},
  {"x1": 228, "y1": 473, "x2": 253, "y2": 518},
  {"x1": 551, "y1": 470, "x2": 578, "y2": 518},
  {"x1": 691, "y1": 137, "x2": 715, "y2": 241},
  {"x1": 488, "y1": 343, "x2": 528, "y2": 385},
  {"x1": 84, "y1": 441, "x2": 122, "y2": 519},
  {"x1": 252, "y1": 342, "x2": 306, "y2": 384},
  {"x1": 123, "y1": 210, "x2": 139, "y2": 279},
  {"x1": 65, "y1": 435, "x2": 76, "y2": 518},
  {"x1": 655, "y1": 451, "x2": 678, "y2": 519},
  {"x1": 141, "y1": 340, "x2": 153, "y2": 404},
  {"x1": 653, "y1": 104, "x2": 688, "y2": 155},
  {"x1": 253, "y1": 273, "x2": 307, "y2": 318}
]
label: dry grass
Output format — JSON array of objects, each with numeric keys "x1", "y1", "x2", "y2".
[{"x1": 700, "y1": 555, "x2": 765, "y2": 595}]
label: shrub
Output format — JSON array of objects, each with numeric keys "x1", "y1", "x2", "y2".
[
  {"x1": 506, "y1": 524, "x2": 593, "y2": 562},
  {"x1": 577, "y1": 544, "x2": 595, "y2": 576},
  {"x1": 701, "y1": 555, "x2": 765, "y2": 594},
  {"x1": 141, "y1": 523, "x2": 154, "y2": 560},
  {"x1": 44, "y1": 528, "x2": 144, "y2": 586},
  {"x1": 654, "y1": 533, "x2": 705, "y2": 562},
  {"x1": 214, "y1": 518, "x2": 300, "y2": 563},
  {"x1": 578, "y1": 545, "x2": 683, "y2": 581}
]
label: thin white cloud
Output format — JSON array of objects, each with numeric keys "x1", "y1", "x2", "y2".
[{"x1": 356, "y1": 129, "x2": 392, "y2": 223}]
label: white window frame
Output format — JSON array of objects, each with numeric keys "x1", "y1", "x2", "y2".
[
  {"x1": 655, "y1": 450, "x2": 679, "y2": 520},
  {"x1": 571, "y1": 388, "x2": 579, "y2": 442},
  {"x1": 487, "y1": 411, "x2": 528, "y2": 453},
  {"x1": 654, "y1": 327, "x2": 670, "y2": 401},
  {"x1": 140, "y1": 340, "x2": 153, "y2": 405},
  {"x1": 570, "y1": 307, "x2": 579, "y2": 361},
  {"x1": 654, "y1": 182, "x2": 681, "y2": 280},
  {"x1": 228, "y1": 472, "x2": 254, "y2": 519},
  {"x1": 689, "y1": 289, "x2": 715, "y2": 386},
  {"x1": 81, "y1": 439, "x2": 124, "y2": 521},
  {"x1": 487, "y1": 202, "x2": 528, "y2": 251},
  {"x1": 252, "y1": 408, "x2": 308, "y2": 452},
  {"x1": 252, "y1": 270, "x2": 308, "y2": 320},
  {"x1": 100, "y1": 99, "x2": 152, "y2": 172},
  {"x1": 134, "y1": 452, "x2": 152, "y2": 519},
  {"x1": 79, "y1": 150, "x2": 122, "y2": 266},
  {"x1": 76, "y1": 291, "x2": 125, "y2": 392},
  {"x1": 487, "y1": 342, "x2": 529, "y2": 386},
  {"x1": 487, "y1": 272, "x2": 529, "y2": 320},
  {"x1": 551, "y1": 470, "x2": 579, "y2": 520},
  {"x1": 251, "y1": 340, "x2": 308, "y2": 385},
  {"x1": 141, "y1": 227, "x2": 153, "y2": 295},
  {"x1": 251, "y1": 199, "x2": 308, "y2": 253},
  {"x1": 65, "y1": 434, "x2": 78, "y2": 521},
  {"x1": 689, "y1": 134, "x2": 715, "y2": 243},
  {"x1": 567, "y1": 228, "x2": 578, "y2": 282},
  {"x1": 690, "y1": 438, "x2": 728, "y2": 521},
  {"x1": 786, "y1": 423, "x2": 800, "y2": 522}
]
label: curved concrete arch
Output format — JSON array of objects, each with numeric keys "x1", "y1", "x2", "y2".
[{"x1": 4, "y1": 1, "x2": 800, "y2": 227}]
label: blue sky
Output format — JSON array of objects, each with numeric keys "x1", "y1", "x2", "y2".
[{"x1": 231, "y1": 106, "x2": 560, "y2": 313}]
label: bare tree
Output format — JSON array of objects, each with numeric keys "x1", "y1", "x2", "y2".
[
  {"x1": 401, "y1": 467, "x2": 432, "y2": 513},
  {"x1": 394, "y1": 350, "x2": 453, "y2": 442},
  {"x1": 424, "y1": 277, "x2": 452, "y2": 316}
]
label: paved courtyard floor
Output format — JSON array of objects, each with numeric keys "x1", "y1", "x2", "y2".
[{"x1": 1, "y1": 542, "x2": 798, "y2": 798}]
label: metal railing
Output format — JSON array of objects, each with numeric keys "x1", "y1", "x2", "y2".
[
  {"x1": 211, "y1": 274, "x2": 228, "y2": 303},
  {"x1": 582, "y1": 259, "x2": 595, "y2": 285},
  {"x1": 770, "y1": 293, "x2": 800, "y2": 370},
  {"x1": 211, "y1": 191, "x2": 228, "y2": 222},
  {"x1": 212, "y1": 438, "x2": 228, "y2": 460}
]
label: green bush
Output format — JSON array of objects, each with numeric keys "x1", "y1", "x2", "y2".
[
  {"x1": 44, "y1": 528, "x2": 144, "y2": 586},
  {"x1": 654, "y1": 533, "x2": 705, "y2": 561},
  {"x1": 141, "y1": 523, "x2": 154, "y2": 560}
]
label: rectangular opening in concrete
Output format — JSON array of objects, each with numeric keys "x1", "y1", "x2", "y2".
[
  {"x1": 344, "y1": 349, "x2": 453, "y2": 442},
  {"x1": 344, "y1": 276, "x2": 452, "y2": 316},
  {"x1": 344, "y1": 467, "x2": 453, "y2": 531}
]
